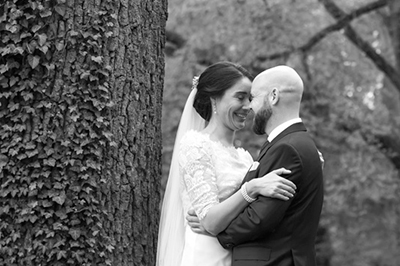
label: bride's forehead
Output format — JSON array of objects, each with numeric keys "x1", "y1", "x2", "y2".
[
  {"x1": 227, "y1": 79, "x2": 251, "y2": 93},
  {"x1": 221, "y1": 87, "x2": 251, "y2": 99}
]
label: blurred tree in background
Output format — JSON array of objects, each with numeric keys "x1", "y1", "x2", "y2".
[{"x1": 162, "y1": 0, "x2": 399, "y2": 265}]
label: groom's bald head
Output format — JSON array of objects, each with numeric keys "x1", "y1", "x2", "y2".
[
  {"x1": 252, "y1": 65, "x2": 304, "y2": 103},
  {"x1": 250, "y1": 65, "x2": 304, "y2": 135}
]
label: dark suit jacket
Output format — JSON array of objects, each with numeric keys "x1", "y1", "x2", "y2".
[{"x1": 217, "y1": 123, "x2": 324, "y2": 266}]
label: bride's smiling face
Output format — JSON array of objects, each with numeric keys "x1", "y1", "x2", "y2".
[{"x1": 214, "y1": 77, "x2": 252, "y2": 131}]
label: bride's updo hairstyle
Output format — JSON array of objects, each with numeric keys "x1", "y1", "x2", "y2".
[{"x1": 193, "y1": 61, "x2": 253, "y2": 121}]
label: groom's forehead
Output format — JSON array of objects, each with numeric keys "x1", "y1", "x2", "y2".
[{"x1": 250, "y1": 86, "x2": 265, "y2": 97}]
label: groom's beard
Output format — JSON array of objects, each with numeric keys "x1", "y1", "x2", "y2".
[{"x1": 253, "y1": 105, "x2": 272, "y2": 135}]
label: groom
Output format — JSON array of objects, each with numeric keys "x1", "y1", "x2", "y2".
[
  {"x1": 219, "y1": 65, "x2": 324, "y2": 266},
  {"x1": 189, "y1": 65, "x2": 324, "y2": 266}
]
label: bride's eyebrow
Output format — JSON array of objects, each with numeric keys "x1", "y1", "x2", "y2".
[{"x1": 234, "y1": 91, "x2": 250, "y2": 96}]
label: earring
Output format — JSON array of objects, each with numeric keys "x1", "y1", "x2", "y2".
[{"x1": 213, "y1": 103, "x2": 217, "y2": 114}]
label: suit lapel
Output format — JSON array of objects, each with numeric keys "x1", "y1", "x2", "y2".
[
  {"x1": 256, "y1": 122, "x2": 307, "y2": 161},
  {"x1": 258, "y1": 139, "x2": 270, "y2": 156}
]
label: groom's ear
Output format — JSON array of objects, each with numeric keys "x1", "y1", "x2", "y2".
[{"x1": 270, "y1": 87, "x2": 279, "y2": 105}]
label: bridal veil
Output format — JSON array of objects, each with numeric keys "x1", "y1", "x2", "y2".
[{"x1": 156, "y1": 85, "x2": 206, "y2": 266}]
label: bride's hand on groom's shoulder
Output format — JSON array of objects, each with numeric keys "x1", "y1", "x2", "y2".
[
  {"x1": 249, "y1": 168, "x2": 296, "y2": 201},
  {"x1": 186, "y1": 209, "x2": 214, "y2": 236}
]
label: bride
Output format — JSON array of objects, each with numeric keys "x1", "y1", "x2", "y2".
[{"x1": 157, "y1": 62, "x2": 296, "y2": 266}]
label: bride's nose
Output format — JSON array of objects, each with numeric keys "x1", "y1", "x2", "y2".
[{"x1": 242, "y1": 99, "x2": 251, "y2": 110}]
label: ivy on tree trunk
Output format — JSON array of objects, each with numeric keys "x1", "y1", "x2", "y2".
[{"x1": 0, "y1": 0, "x2": 167, "y2": 265}]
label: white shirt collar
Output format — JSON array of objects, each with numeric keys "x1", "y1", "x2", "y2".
[{"x1": 267, "y1": 118, "x2": 302, "y2": 142}]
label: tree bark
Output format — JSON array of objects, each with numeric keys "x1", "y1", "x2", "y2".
[
  {"x1": 0, "y1": 0, "x2": 166, "y2": 265},
  {"x1": 53, "y1": 0, "x2": 167, "y2": 264},
  {"x1": 101, "y1": 0, "x2": 167, "y2": 265}
]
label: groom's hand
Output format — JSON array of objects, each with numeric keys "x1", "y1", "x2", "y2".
[{"x1": 186, "y1": 209, "x2": 213, "y2": 236}]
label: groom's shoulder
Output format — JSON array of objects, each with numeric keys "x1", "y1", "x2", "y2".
[{"x1": 275, "y1": 131, "x2": 317, "y2": 154}]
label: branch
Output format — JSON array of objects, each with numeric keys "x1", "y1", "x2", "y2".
[
  {"x1": 360, "y1": 130, "x2": 400, "y2": 171},
  {"x1": 256, "y1": 0, "x2": 388, "y2": 61},
  {"x1": 320, "y1": 0, "x2": 400, "y2": 91}
]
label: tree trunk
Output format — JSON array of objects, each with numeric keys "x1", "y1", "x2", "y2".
[
  {"x1": 0, "y1": 0, "x2": 166, "y2": 265},
  {"x1": 102, "y1": 0, "x2": 167, "y2": 265}
]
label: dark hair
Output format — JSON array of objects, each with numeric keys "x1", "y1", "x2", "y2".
[{"x1": 193, "y1": 61, "x2": 253, "y2": 121}]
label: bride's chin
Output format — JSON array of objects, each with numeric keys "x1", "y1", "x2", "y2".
[{"x1": 234, "y1": 122, "x2": 246, "y2": 130}]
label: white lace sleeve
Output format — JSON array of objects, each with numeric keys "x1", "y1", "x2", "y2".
[{"x1": 179, "y1": 135, "x2": 219, "y2": 220}]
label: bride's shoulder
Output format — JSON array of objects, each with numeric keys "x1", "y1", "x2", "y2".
[
  {"x1": 180, "y1": 130, "x2": 210, "y2": 147},
  {"x1": 179, "y1": 131, "x2": 214, "y2": 160}
]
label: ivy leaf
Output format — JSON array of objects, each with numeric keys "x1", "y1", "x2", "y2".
[
  {"x1": 5, "y1": 24, "x2": 18, "y2": 33},
  {"x1": 26, "y1": 149, "x2": 38, "y2": 158},
  {"x1": 80, "y1": 72, "x2": 90, "y2": 80},
  {"x1": 45, "y1": 147, "x2": 54, "y2": 156},
  {"x1": 37, "y1": 33, "x2": 47, "y2": 46},
  {"x1": 31, "y1": 25, "x2": 41, "y2": 33},
  {"x1": 106, "y1": 245, "x2": 115, "y2": 252},
  {"x1": 70, "y1": 30, "x2": 79, "y2": 37},
  {"x1": 55, "y1": 209, "x2": 67, "y2": 220},
  {"x1": 28, "y1": 55, "x2": 40, "y2": 69},
  {"x1": 54, "y1": 5, "x2": 66, "y2": 17},
  {"x1": 56, "y1": 41, "x2": 64, "y2": 51},
  {"x1": 54, "y1": 182, "x2": 63, "y2": 189},
  {"x1": 38, "y1": 45, "x2": 48, "y2": 54},
  {"x1": 60, "y1": 140, "x2": 71, "y2": 147},
  {"x1": 40, "y1": 10, "x2": 52, "y2": 18},
  {"x1": 0, "y1": 63, "x2": 9, "y2": 74},
  {"x1": 69, "y1": 228, "x2": 81, "y2": 240},
  {"x1": 22, "y1": 93, "x2": 34, "y2": 101},
  {"x1": 17, "y1": 153, "x2": 27, "y2": 160},
  {"x1": 29, "y1": 215, "x2": 38, "y2": 223},
  {"x1": 9, "y1": 76, "x2": 18, "y2": 86},
  {"x1": 9, "y1": 102, "x2": 20, "y2": 111},
  {"x1": 0, "y1": 205, "x2": 10, "y2": 215},
  {"x1": 52, "y1": 191, "x2": 66, "y2": 205},
  {"x1": 53, "y1": 239, "x2": 66, "y2": 249},
  {"x1": 0, "y1": 154, "x2": 8, "y2": 171},
  {"x1": 44, "y1": 158, "x2": 56, "y2": 166},
  {"x1": 57, "y1": 250, "x2": 67, "y2": 260},
  {"x1": 91, "y1": 56, "x2": 103, "y2": 64},
  {"x1": 42, "y1": 200, "x2": 53, "y2": 207},
  {"x1": 0, "y1": 11, "x2": 6, "y2": 22},
  {"x1": 12, "y1": 231, "x2": 21, "y2": 242}
]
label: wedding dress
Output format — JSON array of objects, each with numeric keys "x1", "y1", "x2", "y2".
[
  {"x1": 156, "y1": 87, "x2": 253, "y2": 266},
  {"x1": 178, "y1": 130, "x2": 253, "y2": 266}
]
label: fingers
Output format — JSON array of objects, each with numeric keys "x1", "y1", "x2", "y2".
[
  {"x1": 279, "y1": 184, "x2": 296, "y2": 195},
  {"x1": 269, "y1": 174, "x2": 296, "y2": 190},
  {"x1": 280, "y1": 188, "x2": 295, "y2": 199},
  {"x1": 191, "y1": 228, "x2": 204, "y2": 234},
  {"x1": 186, "y1": 212, "x2": 199, "y2": 223},
  {"x1": 274, "y1": 194, "x2": 290, "y2": 201},
  {"x1": 271, "y1": 168, "x2": 291, "y2": 175},
  {"x1": 186, "y1": 213, "x2": 209, "y2": 235},
  {"x1": 273, "y1": 188, "x2": 294, "y2": 201},
  {"x1": 280, "y1": 179, "x2": 297, "y2": 190},
  {"x1": 186, "y1": 214, "x2": 201, "y2": 231},
  {"x1": 270, "y1": 168, "x2": 296, "y2": 190},
  {"x1": 187, "y1": 221, "x2": 201, "y2": 229}
]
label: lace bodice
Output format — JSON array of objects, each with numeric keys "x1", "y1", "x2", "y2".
[{"x1": 179, "y1": 130, "x2": 253, "y2": 220}]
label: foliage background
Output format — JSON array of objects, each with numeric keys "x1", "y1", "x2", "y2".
[{"x1": 161, "y1": 0, "x2": 400, "y2": 265}]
